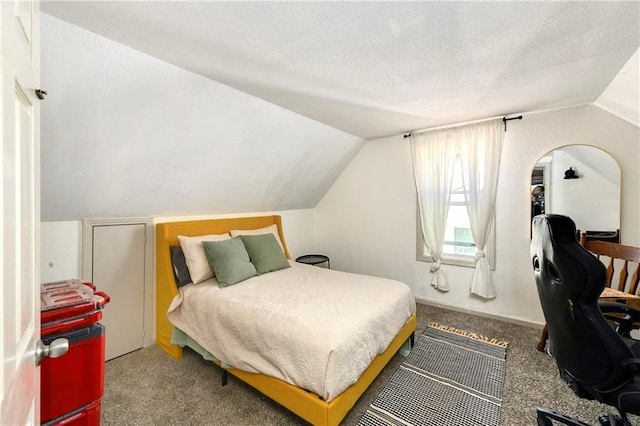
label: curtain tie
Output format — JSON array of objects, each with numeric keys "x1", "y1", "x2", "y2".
[
  {"x1": 475, "y1": 250, "x2": 486, "y2": 260},
  {"x1": 430, "y1": 259, "x2": 442, "y2": 273}
]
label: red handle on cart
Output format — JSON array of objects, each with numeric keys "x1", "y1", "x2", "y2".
[
  {"x1": 93, "y1": 291, "x2": 110, "y2": 307},
  {"x1": 41, "y1": 310, "x2": 103, "y2": 338}
]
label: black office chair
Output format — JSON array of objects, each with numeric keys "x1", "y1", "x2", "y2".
[{"x1": 531, "y1": 214, "x2": 640, "y2": 426}]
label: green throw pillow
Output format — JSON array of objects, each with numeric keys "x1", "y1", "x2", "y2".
[
  {"x1": 202, "y1": 238, "x2": 257, "y2": 288},
  {"x1": 239, "y1": 234, "x2": 291, "y2": 275}
]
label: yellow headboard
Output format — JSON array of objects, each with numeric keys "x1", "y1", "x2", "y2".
[{"x1": 155, "y1": 215, "x2": 290, "y2": 358}]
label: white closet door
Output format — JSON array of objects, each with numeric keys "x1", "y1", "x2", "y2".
[{"x1": 92, "y1": 223, "x2": 146, "y2": 360}]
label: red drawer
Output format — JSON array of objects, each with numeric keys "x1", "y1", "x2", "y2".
[
  {"x1": 41, "y1": 310, "x2": 103, "y2": 338},
  {"x1": 40, "y1": 324, "x2": 105, "y2": 424},
  {"x1": 46, "y1": 400, "x2": 101, "y2": 426}
]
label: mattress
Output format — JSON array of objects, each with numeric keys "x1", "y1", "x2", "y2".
[{"x1": 167, "y1": 261, "x2": 416, "y2": 401}]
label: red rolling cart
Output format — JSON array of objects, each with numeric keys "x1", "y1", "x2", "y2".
[{"x1": 40, "y1": 280, "x2": 110, "y2": 426}]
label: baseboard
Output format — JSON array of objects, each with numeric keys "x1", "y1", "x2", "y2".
[{"x1": 415, "y1": 297, "x2": 545, "y2": 330}]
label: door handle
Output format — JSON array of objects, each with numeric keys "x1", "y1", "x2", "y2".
[{"x1": 35, "y1": 338, "x2": 69, "y2": 366}]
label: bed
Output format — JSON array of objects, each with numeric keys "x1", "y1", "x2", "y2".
[{"x1": 156, "y1": 215, "x2": 416, "y2": 425}]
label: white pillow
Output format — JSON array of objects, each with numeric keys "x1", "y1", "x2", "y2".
[
  {"x1": 178, "y1": 233, "x2": 231, "y2": 283},
  {"x1": 230, "y1": 224, "x2": 285, "y2": 254}
]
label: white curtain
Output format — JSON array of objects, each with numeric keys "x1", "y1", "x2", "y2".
[
  {"x1": 410, "y1": 131, "x2": 457, "y2": 291},
  {"x1": 458, "y1": 120, "x2": 504, "y2": 299}
]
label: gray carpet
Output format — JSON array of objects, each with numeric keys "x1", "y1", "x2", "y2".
[{"x1": 100, "y1": 303, "x2": 640, "y2": 425}]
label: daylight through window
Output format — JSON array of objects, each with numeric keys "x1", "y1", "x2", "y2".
[{"x1": 443, "y1": 153, "x2": 476, "y2": 257}]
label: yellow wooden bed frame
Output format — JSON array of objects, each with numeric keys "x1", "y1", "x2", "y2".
[{"x1": 156, "y1": 215, "x2": 416, "y2": 425}]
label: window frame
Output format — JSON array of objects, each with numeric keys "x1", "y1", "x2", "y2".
[{"x1": 415, "y1": 202, "x2": 496, "y2": 269}]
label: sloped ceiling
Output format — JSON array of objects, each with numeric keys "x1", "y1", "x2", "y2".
[
  {"x1": 42, "y1": 1, "x2": 640, "y2": 138},
  {"x1": 595, "y1": 49, "x2": 640, "y2": 126},
  {"x1": 40, "y1": 14, "x2": 364, "y2": 221}
]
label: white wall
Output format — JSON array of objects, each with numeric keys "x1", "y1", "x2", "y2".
[
  {"x1": 313, "y1": 104, "x2": 640, "y2": 325},
  {"x1": 41, "y1": 221, "x2": 83, "y2": 282}
]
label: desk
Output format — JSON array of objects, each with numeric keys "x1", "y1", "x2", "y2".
[{"x1": 536, "y1": 287, "x2": 640, "y2": 352}]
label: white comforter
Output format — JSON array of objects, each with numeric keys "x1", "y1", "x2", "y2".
[{"x1": 167, "y1": 261, "x2": 415, "y2": 401}]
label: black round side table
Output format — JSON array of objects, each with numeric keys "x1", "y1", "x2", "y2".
[{"x1": 295, "y1": 254, "x2": 330, "y2": 269}]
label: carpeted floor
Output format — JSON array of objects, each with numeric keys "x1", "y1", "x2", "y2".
[{"x1": 101, "y1": 303, "x2": 639, "y2": 425}]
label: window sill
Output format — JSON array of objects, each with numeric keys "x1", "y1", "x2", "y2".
[{"x1": 417, "y1": 253, "x2": 477, "y2": 268}]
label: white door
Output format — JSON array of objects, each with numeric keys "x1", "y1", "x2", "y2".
[
  {"x1": 1, "y1": 1, "x2": 42, "y2": 424},
  {"x1": 92, "y1": 223, "x2": 146, "y2": 360}
]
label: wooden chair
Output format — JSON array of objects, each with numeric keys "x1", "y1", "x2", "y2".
[
  {"x1": 536, "y1": 235, "x2": 640, "y2": 351},
  {"x1": 580, "y1": 238, "x2": 640, "y2": 294}
]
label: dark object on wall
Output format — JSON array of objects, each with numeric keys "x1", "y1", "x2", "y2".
[
  {"x1": 531, "y1": 214, "x2": 640, "y2": 426},
  {"x1": 502, "y1": 115, "x2": 523, "y2": 131},
  {"x1": 564, "y1": 167, "x2": 579, "y2": 179}
]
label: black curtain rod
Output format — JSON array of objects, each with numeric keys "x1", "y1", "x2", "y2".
[
  {"x1": 403, "y1": 115, "x2": 523, "y2": 138},
  {"x1": 502, "y1": 115, "x2": 523, "y2": 132}
]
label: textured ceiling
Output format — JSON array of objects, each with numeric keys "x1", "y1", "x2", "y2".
[{"x1": 42, "y1": 1, "x2": 639, "y2": 138}]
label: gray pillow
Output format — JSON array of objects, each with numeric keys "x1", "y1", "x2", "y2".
[
  {"x1": 202, "y1": 238, "x2": 257, "y2": 288},
  {"x1": 170, "y1": 246, "x2": 192, "y2": 287},
  {"x1": 239, "y1": 234, "x2": 290, "y2": 275}
]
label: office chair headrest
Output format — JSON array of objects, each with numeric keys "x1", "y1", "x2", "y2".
[{"x1": 531, "y1": 214, "x2": 605, "y2": 304}]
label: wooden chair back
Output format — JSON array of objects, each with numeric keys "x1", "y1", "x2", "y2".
[
  {"x1": 581, "y1": 239, "x2": 640, "y2": 295},
  {"x1": 578, "y1": 229, "x2": 620, "y2": 244}
]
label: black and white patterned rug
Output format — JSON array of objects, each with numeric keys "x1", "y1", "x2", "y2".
[{"x1": 358, "y1": 322, "x2": 509, "y2": 426}]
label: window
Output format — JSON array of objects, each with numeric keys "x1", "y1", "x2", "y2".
[{"x1": 417, "y1": 153, "x2": 495, "y2": 268}]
